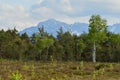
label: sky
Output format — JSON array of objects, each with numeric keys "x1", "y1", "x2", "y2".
[{"x1": 0, "y1": 0, "x2": 120, "y2": 31}]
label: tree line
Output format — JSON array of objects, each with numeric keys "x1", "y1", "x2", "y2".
[{"x1": 0, "y1": 15, "x2": 120, "y2": 62}]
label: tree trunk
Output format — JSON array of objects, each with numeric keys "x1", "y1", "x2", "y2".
[{"x1": 92, "y1": 41, "x2": 96, "y2": 63}]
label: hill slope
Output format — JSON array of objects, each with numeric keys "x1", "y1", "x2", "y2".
[{"x1": 19, "y1": 19, "x2": 120, "y2": 36}]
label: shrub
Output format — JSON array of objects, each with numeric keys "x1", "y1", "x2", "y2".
[{"x1": 10, "y1": 71, "x2": 22, "y2": 80}]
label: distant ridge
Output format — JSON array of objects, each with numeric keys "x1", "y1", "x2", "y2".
[{"x1": 19, "y1": 19, "x2": 120, "y2": 36}]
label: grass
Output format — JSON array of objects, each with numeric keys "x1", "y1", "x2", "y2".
[{"x1": 0, "y1": 60, "x2": 120, "y2": 80}]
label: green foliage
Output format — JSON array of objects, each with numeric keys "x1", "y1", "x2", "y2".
[
  {"x1": 80, "y1": 61, "x2": 84, "y2": 70},
  {"x1": 36, "y1": 38, "x2": 54, "y2": 50},
  {"x1": 89, "y1": 15, "x2": 107, "y2": 41},
  {"x1": 95, "y1": 63, "x2": 104, "y2": 70},
  {"x1": 88, "y1": 15, "x2": 108, "y2": 45},
  {"x1": 22, "y1": 63, "x2": 29, "y2": 71},
  {"x1": 10, "y1": 71, "x2": 22, "y2": 80},
  {"x1": 95, "y1": 63, "x2": 107, "y2": 70},
  {"x1": 109, "y1": 63, "x2": 113, "y2": 70},
  {"x1": 31, "y1": 64, "x2": 35, "y2": 78}
]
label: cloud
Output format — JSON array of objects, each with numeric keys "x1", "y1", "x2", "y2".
[
  {"x1": 0, "y1": 3, "x2": 37, "y2": 31},
  {"x1": 0, "y1": 0, "x2": 120, "y2": 31},
  {"x1": 31, "y1": 7, "x2": 56, "y2": 19},
  {"x1": 30, "y1": 0, "x2": 75, "y2": 17},
  {"x1": 31, "y1": 0, "x2": 120, "y2": 17},
  {"x1": 30, "y1": 0, "x2": 120, "y2": 24}
]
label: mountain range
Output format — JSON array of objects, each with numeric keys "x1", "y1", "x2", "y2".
[{"x1": 19, "y1": 19, "x2": 120, "y2": 37}]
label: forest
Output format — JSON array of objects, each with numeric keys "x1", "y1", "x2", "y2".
[{"x1": 0, "y1": 15, "x2": 120, "y2": 62}]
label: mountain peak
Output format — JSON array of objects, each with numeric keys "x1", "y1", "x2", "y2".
[
  {"x1": 46, "y1": 18, "x2": 58, "y2": 22},
  {"x1": 19, "y1": 19, "x2": 120, "y2": 37}
]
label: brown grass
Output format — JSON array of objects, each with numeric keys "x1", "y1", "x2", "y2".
[{"x1": 0, "y1": 60, "x2": 120, "y2": 80}]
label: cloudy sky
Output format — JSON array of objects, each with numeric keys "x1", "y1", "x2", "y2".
[{"x1": 0, "y1": 0, "x2": 120, "y2": 31}]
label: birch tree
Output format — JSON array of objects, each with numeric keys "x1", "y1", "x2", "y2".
[{"x1": 88, "y1": 15, "x2": 108, "y2": 63}]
